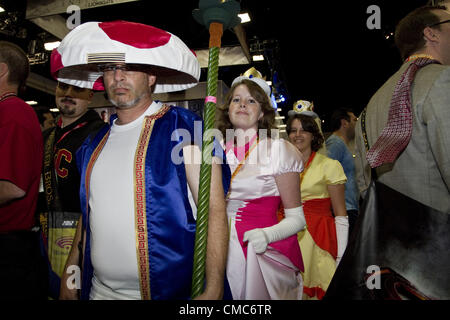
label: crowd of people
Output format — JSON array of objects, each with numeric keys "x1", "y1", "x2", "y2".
[{"x1": 0, "y1": 4, "x2": 449, "y2": 300}]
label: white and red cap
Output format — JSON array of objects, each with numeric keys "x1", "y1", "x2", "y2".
[
  {"x1": 50, "y1": 21, "x2": 200, "y2": 93},
  {"x1": 231, "y1": 75, "x2": 273, "y2": 109}
]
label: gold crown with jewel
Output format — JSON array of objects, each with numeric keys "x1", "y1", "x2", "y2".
[
  {"x1": 242, "y1": 67, "x2": 266, "y2": 80},
  {"x1": 232, "y1": 67, "x2": 271, "y2": 97},
  {"x1": 288, "y1": 100, "x2": 318, "y2": 118}
]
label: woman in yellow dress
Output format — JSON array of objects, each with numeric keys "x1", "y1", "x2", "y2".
[{"x1": 287, "y1": 114, "x2": 349, "y2": 300}]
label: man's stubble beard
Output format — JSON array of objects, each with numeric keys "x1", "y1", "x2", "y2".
[
  {"x1": 59, "y1": 107, "x2": 76, "y2": 116},
  {"x1": 108, "y1": 89, "x2": 148, "y2": 109},
  {"x1": 57, "y1": 100, "x2": 77, "y2": 116}
]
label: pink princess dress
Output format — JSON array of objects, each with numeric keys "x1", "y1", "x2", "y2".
[{"x1": 225, "y1": 136, "x2": 305, "y2": 300}]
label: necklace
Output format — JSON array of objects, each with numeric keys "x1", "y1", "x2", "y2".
[
  {"x1": 0, "y1": 92, "x2": 17, "y2": 103},
  {"x1": 405, "y1": 54, "x2": 435, "y2": 62},
  {"x1": 226, "y1": 137, "x2": 260, "y2": 199},
  {"x1": 300, "y1": 151, "x2": 316, "y2": 184}
]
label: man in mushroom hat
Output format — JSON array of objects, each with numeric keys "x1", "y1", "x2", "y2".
[{"x1": 54, "y1": 21, "x2": 231, "y2": 300}]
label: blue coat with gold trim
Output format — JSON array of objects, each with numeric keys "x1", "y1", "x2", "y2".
[{"x1": 76, "y1": 105, "x2": 230, "y2": 300}]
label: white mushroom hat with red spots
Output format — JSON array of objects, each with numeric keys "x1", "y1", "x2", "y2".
[{"x1": 51, "y1": 21, "x2": 200, "y2": 93}]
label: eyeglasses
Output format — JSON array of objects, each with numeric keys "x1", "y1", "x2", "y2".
[
  {"x1": 97, "y1": 64, "x2": 140, "y2": 73},
  {"x1": 427, "y1": 19, "x2": 450, "y2": 28}
]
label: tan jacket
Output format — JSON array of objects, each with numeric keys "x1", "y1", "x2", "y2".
[{"x1": 355, "y1": 61, "x2": 450, "y2": 214}]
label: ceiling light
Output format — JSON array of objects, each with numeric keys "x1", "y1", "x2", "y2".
[
  {"x1": 50, "y1": 108, "x2": 59, "y2": 112},
  {"x1": 252, "y1": 54, "x2": 264, "y2": 62},
  {"x1": 275, "y1": 116, "x2": 285, "y2": 120},
  {"x1": 266, "y1": 80, "x2": 272, "y2": 86},
  {"x1": 26, "y1": 101, "x2": 38, "y2": 105},
  {"x1": 0, "y1": 7, "x2": 5, "y2": 13},
  {"x1": 238, "y1": 13, "x2": 251, "y2": 23},
  {"x1": 44, "y1": 41, "x2": 60, "y2": 51}
]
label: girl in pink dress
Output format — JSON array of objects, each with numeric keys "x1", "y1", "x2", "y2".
[{"x1": 216, "y1": 76, "x2": 306, "y2": 300}]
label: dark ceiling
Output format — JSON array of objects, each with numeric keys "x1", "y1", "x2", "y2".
[{"x1": 0, "y1": 0, "x2": 432, "y2": 130}]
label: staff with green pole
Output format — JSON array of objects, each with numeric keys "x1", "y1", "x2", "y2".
[{"x1": 191, "y1": 0, "x2": 241, "y2": 299}]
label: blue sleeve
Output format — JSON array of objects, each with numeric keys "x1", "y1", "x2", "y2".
[
  {"x1": 172, "y1": 106, "x2": 231, "y2": 196},
  {"x1": 326, "y1": 138, "x2": 345, "y2": 163}
]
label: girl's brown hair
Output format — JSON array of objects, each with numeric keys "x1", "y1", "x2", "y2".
[
  {"x1": 286, "y1": 114, "x2": 324, "y2": 152},
  {"x1": 216, "y1": 79, "x2": 276, "y2": 137}
]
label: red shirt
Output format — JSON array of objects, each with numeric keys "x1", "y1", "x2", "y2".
[{"x1": 0, "y1": 96, "x2": 43, "y2": 231}]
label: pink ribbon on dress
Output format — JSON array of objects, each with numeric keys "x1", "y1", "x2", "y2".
[{"x1": 236, "y1": 196, "x2": 304, "y2": 271}]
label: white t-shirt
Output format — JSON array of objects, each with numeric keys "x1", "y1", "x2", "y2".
[{"x1": 89, "y1": 102, "x2": 162, "y2": 299}]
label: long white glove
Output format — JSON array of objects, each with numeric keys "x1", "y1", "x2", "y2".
[
  {"x1": 243, "y1": 205, "x2": 306, "y2": 254},
  {"x1": 335, "y1": 215, "x2": 349, "y2": 266}
]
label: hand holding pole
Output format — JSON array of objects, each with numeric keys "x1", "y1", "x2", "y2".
[{"x1": 191, "y1": 0, "x2": 240, "y2": 299}]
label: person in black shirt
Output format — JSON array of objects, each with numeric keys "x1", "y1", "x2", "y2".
[{"x1": 39, "y1": 81, "x2": 105, "y2": 299}]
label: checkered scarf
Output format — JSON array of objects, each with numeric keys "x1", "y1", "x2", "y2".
[{"x1": 366, "y1": 57, "x2": 438, "y2": 168}]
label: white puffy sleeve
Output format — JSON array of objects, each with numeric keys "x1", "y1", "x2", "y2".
[{"x1": 271, "y1": 139, "x2": 304, "y2": 176}]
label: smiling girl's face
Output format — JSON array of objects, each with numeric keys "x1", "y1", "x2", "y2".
[
  {"x1": 288, "y1": 118, "x2": 314, "y2": 153},
  {"x1": 228, "y1": 84, "x2": 264, "y2": 131}
]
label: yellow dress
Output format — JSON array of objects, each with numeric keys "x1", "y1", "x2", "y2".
[{"x1": 298, "y1": 152, "x2": 346, "y2": 299}]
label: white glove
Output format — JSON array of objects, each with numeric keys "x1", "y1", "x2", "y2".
[
  {"x1": 243, "y1": 228, "x2": 270, "y2": 254},
  {"x1": 335, "y1": 215, "x2": 349, "y2": 266},
  {"x1": 243, "y1": 205, "x2": 306, "y2": 254}
]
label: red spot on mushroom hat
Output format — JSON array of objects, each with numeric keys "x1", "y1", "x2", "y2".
[{"x1": 50, "y1": 21, "x2": 200, "y2": 93}]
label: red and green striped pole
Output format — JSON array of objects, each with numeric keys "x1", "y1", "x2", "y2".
[{"x1": 191, "y1": 0, "x2": 240, "y2": 299}]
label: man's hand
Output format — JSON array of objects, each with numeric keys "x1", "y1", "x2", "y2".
[
  {"x1": 59, "y1": 216, "x2": 83, "y2": 300},
  {"x1": 193, "y1": 287, "x2": 223, "y2": 300},
  {"x1": 59, "y1": 269, "x2": 79, "y2": 300},
  {"x1": 0, "y1": 180, "x2": 25, "y2": 205}
]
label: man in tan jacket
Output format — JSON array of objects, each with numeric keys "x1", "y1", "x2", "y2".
[{"x1": 355, "y1": 5, "x2": 450, "y2": 214}]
